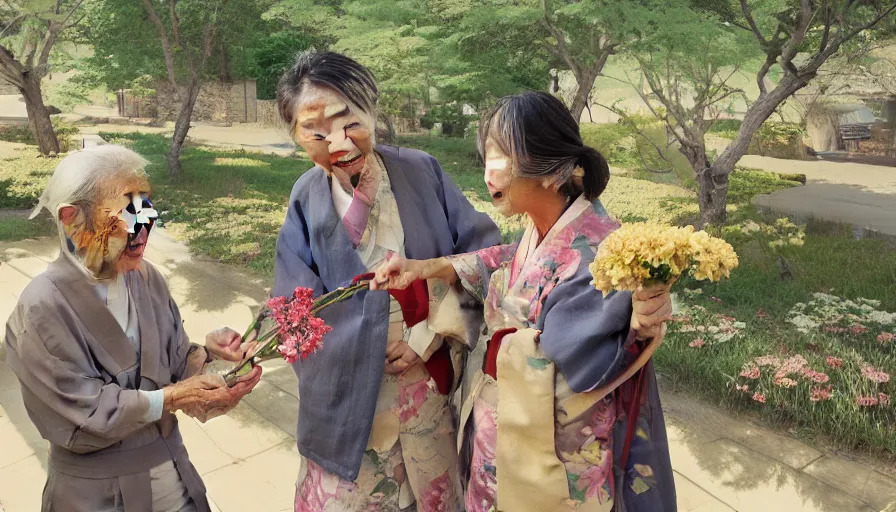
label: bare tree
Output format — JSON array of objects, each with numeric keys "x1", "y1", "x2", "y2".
[
  {"x1": 139, "y1": 0, "x2": 224, "y2": 178},
  {"x1": 0, "y1": 0, "x2": 85, "y2": 155}
]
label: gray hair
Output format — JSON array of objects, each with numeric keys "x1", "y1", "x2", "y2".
[
  {"x1": 31, "y1": 145, "x2": 149, "y2": 244},
  {"x1": 31, "y1": 145, "x2": 149, "y2": 219}
]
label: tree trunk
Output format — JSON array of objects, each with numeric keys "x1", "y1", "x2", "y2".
[
  {"x1": 168, "y1": 81, "x2": 201, "y2": 179},
  {"x1": 698, "y1": 75, "x2": 807, "y2": 225},
  {"x1": 569, "y1": 73, "x2": 592, "y2": 123},
  {"x1": 19, "y1": 73, "x2": 60, "y2": 155}
]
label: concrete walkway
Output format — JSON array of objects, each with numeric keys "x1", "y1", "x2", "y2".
[
  {"x1": 743, "y1": 155, "x2": 896, "y2": 237},
  {"x1": 1, "y1": 232, "x2": 894, "y2": 511}
]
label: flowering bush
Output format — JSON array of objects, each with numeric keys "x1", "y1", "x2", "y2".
[{"x1": 737, "y1": 217, "x2": 806, "y2": 248}]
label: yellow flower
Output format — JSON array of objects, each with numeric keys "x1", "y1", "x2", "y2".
[{"x1": 590, "y1": 222, "x2": 738, "y2": 294}]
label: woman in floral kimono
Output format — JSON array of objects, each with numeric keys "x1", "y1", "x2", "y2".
[
  {"x1": 374, "y1": 92, "x2": 677, "y2": 511},
  {"x1": 272, "y1": 51, "x2": 500, "y2": 511}
]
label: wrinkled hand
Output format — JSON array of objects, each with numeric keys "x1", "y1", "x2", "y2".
[
  {"x1": 205, "y1": 328, "x2": 244, "y2": 362},
  {"x1": 371, "y1": 254, "x2": 422, "y2": 291},
  {"x1": 163, "y1": 366, "x2": 262, "y2": 423},
  {"x1": 631, "y1": 282, "x2": 673, "y2": 341},
  {"x1": 385, "y1": 340, "x2": 421, "y2": 375}
]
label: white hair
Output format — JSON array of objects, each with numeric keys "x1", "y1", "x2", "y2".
[{"x1": 31, "y1": 144, "x2": 149, "y2": 221}]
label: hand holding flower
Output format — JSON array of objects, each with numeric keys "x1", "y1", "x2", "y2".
[{"x1": 632, "y1": 282, "x2": 673, "y2": 341}]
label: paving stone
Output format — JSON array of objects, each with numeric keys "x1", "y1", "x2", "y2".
[
  {"x1": 240, "y1": 381, "x2": 298, "y2": 438},
  {"x1": 670, "y1": 438, "x2": 875, "y2": 512},
  {"x1": 804, "y1": 456, "x2": 896, "y2": 511},
  {"x1": 192, "y1": 402, "x2": 291, "y2": 461},
  {"x1": 4, "y1": 256, "x2": 48, "y2": 280},
  {"x1": 202, "y1": 441, "x2": 299, "y2": 512},
  {"x1": 0, "y1": 404, "x2": 34, "y2": 470},
  {"x1": 0, "y1": 456, "x2": 45, "y2": 512},
  {"x1": 731, "y1": 425, "x2": 823, "y2": 470},
  {"x1": 674, "y1": 470, "x2": 735, "y2": 512},
  {"x1": 176, "y1": 413, "x2": 237, "y2": 476}
]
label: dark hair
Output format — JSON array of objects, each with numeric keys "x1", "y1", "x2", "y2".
[
  {"x1": 276, "y1": 51, "x2": 378, "y2": 133},
  {"x1": 478, "y1": 91, "x2": 610, "y2": 200}
]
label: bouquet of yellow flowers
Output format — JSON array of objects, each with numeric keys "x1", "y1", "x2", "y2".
[{"x1": 589, "y1": 222, "x2": 738, "y2": 295}]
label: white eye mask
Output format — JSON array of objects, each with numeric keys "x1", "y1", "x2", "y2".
[{"x1": 118, "y1": 193, "x2": 159, "y2": 236}]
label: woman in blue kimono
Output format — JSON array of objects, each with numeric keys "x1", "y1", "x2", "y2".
[
  {"x1": 271, "y1": 51, "x2": 500, "y2": 511},
  {"x1": 374, "y1": 92, "x2": 677, "y2": 511}
]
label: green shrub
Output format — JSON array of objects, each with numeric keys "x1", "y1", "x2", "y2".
[
  {"x1": 420, "y1": 104, "x2": 476, "y2": 138},
  {"x1": 0, "y1": 118, "x2": 79, "y2": 152}
]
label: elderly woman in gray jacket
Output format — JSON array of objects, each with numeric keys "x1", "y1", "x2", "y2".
[{"x1": 3, "y1": 145, "x2": 261, "y2": 512}]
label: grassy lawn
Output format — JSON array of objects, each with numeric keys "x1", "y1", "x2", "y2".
[{"x1": 1, "y1": 132, "x2": 893, "y2": 459}]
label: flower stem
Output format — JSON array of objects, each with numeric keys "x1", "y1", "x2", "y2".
[{"x1": 223, "y1": 280, "x2": 371, "y2": 386}]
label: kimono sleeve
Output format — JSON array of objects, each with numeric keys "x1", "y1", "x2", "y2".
[
  {"x1": 448, "y1": 244, "x2": 516, "y2": 304},
  {"x1": 273, "y1": 182, "x2": 325, "y2": 298},
  {"x1": 5, "y1": 304, "x2": 153, "y2": 453},
  {"x1": 537, "y1": 261, "x2": 636, "y2": 393}
]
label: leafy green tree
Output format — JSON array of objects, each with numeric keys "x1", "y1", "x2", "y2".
[
  {"x1": 690, "y1": 0, "x2": 896, "y2": 224},
  {"x1": 80, "y1": 0, "x2": 277, "y2": 177},
  {"x1": 1, "y1": 0, "x2": 85, "y2": 155}
]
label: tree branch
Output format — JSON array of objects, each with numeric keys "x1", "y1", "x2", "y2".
[
  {"x1": 780, "y1": 0, "x2": 813, "y2": 68},
  {"x1": 0, "y1": 12, "x2": 25, "y2": 39},
  {"x1": 140, "y1": 0, "x2": 180, "y2": 95},
  {"x1": 740, "y1": 0, "x2": 767, "y2": 46},
  {"x1": 756, "y1": 55, "x2": 775, "y2": 97},
  {"x1": 540, "y1": 0, "x2": 580, "y2": 77},
  {"x1": 0, "y1": 43, "x2": 25, "y2": 87}
]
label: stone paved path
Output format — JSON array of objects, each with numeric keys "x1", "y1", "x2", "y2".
[
  {"x1": 744, "y1": 155, "x2": 896, "y2": 237},
  {"x1": 1, "y1": 232, "x2": 894, "y2": 511}
]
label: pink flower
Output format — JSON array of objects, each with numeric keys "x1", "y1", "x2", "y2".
[
  {"x1": 689, "y1": 338, "x2": 706, "y2": 348},
  {"x1": 860, "y1": 364, "x2": 890, "y2": 384},
  {"x1": 877, "y1": 332, "x2": 895, "y2": 344},
  {"x1": 671, "y1": 315, "x2": 692, "y2": 324},
  {"x1": 810, "y1": 386, "x2": 833, "y2": 402},
  {"x1": 715, "y1": 314, "x2": 737, "y2": 322},
  {"x1": 755, "y1": 309, "x2": 769, "y2": 319},
  {"x1": 849, "y1": 324, "x2": 868, "y2": 335},
  {"x1": 823, "y1": 325, "x2": 847, "y2": 334},
  {"x1": 266, "y1": 287, "x2": 333, "y2": 364},
  {"x1": 775, "y1": 378, "x2": 797, "y2": 388},
  {"x1": 752, "y1": 392, "x2": 767, "y2": 404},
  {"x1": 799, "y1": 368, "x2": 830, "y2": 384},
  {"x1": 825, "y1": 356, "x2": 843, "y2": 369},
  {"x1": 735, "y1": 384, "x2": 750, "y2": 393},
  {"x1": 754, "y1": 355, "x2": 782, "y2": 367},
  {"x1": 880, "y1": 393, "x2": 891, "y2": 406},
  {"x1": 774, "y1": 354, "x2": 808, "y2": 381},
  {"x1": 739, "y1": 367, "x2": 760, "y2": 379},
  {"x1": 711, "y1": 296, "x2": 723, "y2": 304},
  {"x1": 856, "y1": 395, "x2": 879, "y2": 407}
]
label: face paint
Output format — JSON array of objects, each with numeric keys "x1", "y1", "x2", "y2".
[
  {"x1": 293, "y1": 84, "x2": 375, "y2": 191},
  {"x1": 60, "y1": 177, "x2": 155, "y2": 279},
  {"x1": 484, "y1": 141, "x2": 516, "y2": 217}
]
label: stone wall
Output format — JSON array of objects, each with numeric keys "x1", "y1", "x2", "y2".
[
  {"x1": 154, "y1": 81, "x2": 233, "y2": 123},
  {"x1": 257, "y1": 99, "x2": 281, "y2": 128}
]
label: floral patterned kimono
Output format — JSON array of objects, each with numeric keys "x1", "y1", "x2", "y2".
[
  {"x1": 434, "y1": 196, "x2": 675, "y2": 512},
  {"x1": 294, "y1": 155, "x2": 460, "y2": 512}
]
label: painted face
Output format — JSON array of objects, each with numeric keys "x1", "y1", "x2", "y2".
[
  {"x1": 61, "y1": 175, "x2": 158, "y2": 279},
  {"x1": 292, "y1": 83, "x2": 375, "y2": 189},
  {"x1": 484, "y1": 139, "x2": 522, "y2": 217}
]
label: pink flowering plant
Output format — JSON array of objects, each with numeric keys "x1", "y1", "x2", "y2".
[
  {"x1": 664, "y1": 287, "x2": 895, "y2": 453},
  {"x1": 222, "y1": 282, "x2": 369, "y2": 386}
]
